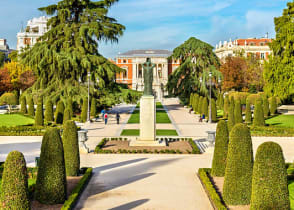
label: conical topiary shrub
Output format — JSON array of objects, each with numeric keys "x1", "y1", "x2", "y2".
[
  {"x1": 90, "y1": 98, "x2": 97, "y2": 117},
  {"x1": 55, "y1": 100, "x2": 65, "y2": 124},
  {"x1": 194, "y1": 94, "x2": 199, "y2": 113},
  {"x1": 62, "y1": 121, "x2": 80, "y2": 176},
  {"x1": 245, "y1": 99, "x2": 252, "y2": 124},
  {"x1": 263, "y1": 97, "x2": 269, "y2": 118},
  {"x1": 67, "y1": 98, "x2": 73, "y2": 117},
  {"x1": 211, "y1": 98, "x2": 217, "y2": 122},
  {"x1": 270, "y1": 96, "x2": 277, "y2": 115},
  {"x1": 253, "y1": 99, "x2": 265, "y2": 126},
  {"x1": 250, "y1": 142, "x2": 290, "y2": 210},
  {"x1": 35, "y1": 128, "x2": 66, "y2": 204},
  {"x1": 234, "y1": 99, "x2": 242, "y2": 124},
  {"x1": 45, "y1": 100, "x2": 54, "y2": 122},
  {"x1": 224, "y1": 95, "x2": 229, "y2": 119},
  {"x1": 202, "y1": 97, "x2": 208, "y2": 119},
  {"x1": 211, "y1": 120, "x2": 229, "y2": 177},
  {"x1": 20, "y1": 97, "x2": 27, "y2": 114},
  {"x1": 35, "y1": 101, "x2": 44, "y2": 126},
  {"x1": 227, "y1": 98, "x2": 235, "y2": 132},
  {"x1": 63, "y1": 108, "x2": 71, "y2": 123},
  {"x1": 28, "y1": 97, "x2": 34, "y2": 116},
  {"x1": 198, "y1": 96, "x2": 203, "y2": 114},
  {"x1": 0, "y1": 151, "x2": 30, "y2": 209},
  {"x1": 81, "y1": 98, "x2": 88, "y2": 123},
  {"x1": 223, "y1": 123, "x2": 253, "y2": 205}
]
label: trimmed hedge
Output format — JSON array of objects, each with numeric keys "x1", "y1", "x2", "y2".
[
  {"x1": 63, "y1": 108, "x2": 72, "y2": 123},
  {"x1": 198, "y1": 96, "x2": 203, "y2": 114},
  {"x1": 198, "y1": 168, "x2": 227, "y2": 210},
  {"x1": 224, "y1": 95, "x2": 229, "y2": 119},
  {"x1": 211, "y1": 98, "x2": 217, "y2": 122},
  {"x1": 223, "y1": 124, "x2": 253, "y2": 205},
  {"x1": 227, "y1": 98, "x2": 235, "y2": 132},
  {"x1": 0, "y1": 126, "x2": 45, "y2": 136},
  {"x1": 81, "y1": 98, "x2": 88, "y2": 123},
  {"x1": 251, "y1": 126, "x2": 294, "y2": 137},
  {"x1": 253, "y1": 99, "x2": 265, "y2": 126},
  {"x1": 194, "y1": 94, "x2": 199, "y2": 113},
  {"x1": 90, "y1": 98, "x2": 97, "y2": 117},
  {"x1": 263, "y1": 97, "x2": 269, "y2": 117},
  {"x1": 45, "y1": 100, "x2": 54, "y2": 122},
  {"x1": 202, "y1": 97, "x2": 208, "y2": 118},
  {"x1": 35, "y1": 128, "x2": 67, "y2": 204},
  {"x1": 270, "y1": 96, "x2": 277, "y2": 115},
  {"x1": 35, "y1": 102, "x2": 44, "y2": 126},
  {"x1": 0, "y1": 151, "x2": 30, "y2": 209},
  {"x1": 20, "y1": 97, "x2": 27, "y2": 114},
  {"x1": 245, "y1": 99, "x2": 252, "y2": 124},
  {"x1": 250, "y1": 142, "x2": 290, "y2": 210},
  {"x1": 61, "y1": 168, "x2": 93, "y2": 210},
  {"x1": 211, "y1": 120, "x2": 229, "y2": 177},
  {"x1": 63, "y1": 121, "x2": 80, "y2": 176},
  {"x1": 28, "y1": 97, "x2": 35, "y2": 116},
  {"x1": 189, "y1": 139, "x2": 201, "y2": 154},
  {"x1": 234, "y1": 99, "x2": 242, "y2": 124},
  {"x1": 67, "y1": 98, "x2": 74, "y2": 117},
  {"x1": 55, "y1": 100, "x2": 65, "y2": 124}
]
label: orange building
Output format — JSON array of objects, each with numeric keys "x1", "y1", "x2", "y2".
[{"x1": 115, "y1": 50, "x2": 180, "y2": 99}]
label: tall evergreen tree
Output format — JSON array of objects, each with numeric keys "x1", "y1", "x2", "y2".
[
  {"x1": 224, "y1": 95, "x2": 229, "y2": 119},
  {"x1": 263, "y1": 96, "x2": 270, "y2": 117},
  {"x1": 45, "y1": 100, "x2": 54, "y2": 122},
  {"x1": 234, "y1": 99, "x2": 243, "y2": 124},
  {"x1": 245, "y1": 99, "x2": 252, "y2": 124},
  {"x1": 228, "y1": 98, "x2": 235, "y2": 132},
  {"x1": 28, "y1": 97, "x2": 34, "y2": 116}
]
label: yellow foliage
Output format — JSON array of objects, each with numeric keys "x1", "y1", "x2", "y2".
[{"x1": 3, "y1": 61, "x2": 31, "y2": 86}]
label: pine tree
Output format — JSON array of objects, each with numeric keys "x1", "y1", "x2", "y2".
[
  {"x1": 20, "y1": 96, "x2": 27, "y2": 114},
  {"x1": 227, "y1": 98, "x2": 235, "y2": 132},
  {"x1": 81, "y1": 98, "x2": 88, "y2": 122},
  {"x1": 263, "y1": 96, "x2": 269, "y2": 117},
  {"x1": 245, "y1": 99, "x2": 252, "y2": 124},
  {"x1": 28, "y1": 97, "x2": 34, "y2": 116},
  {"x1": 211, "y1": 98, "x2": 217, "y2": 122},
  {"x1": 90, "y1": 98, "x2": 97, "y2": 117},
  {"x1": 45, "y1": 100, "x2": 54, "y2": 122},
  {"x1": 224, "y1": 95, "x2": 229, "y2": 119},
  {"x1": 234, "y1": 99, "x2": 242, "y2": 124}
]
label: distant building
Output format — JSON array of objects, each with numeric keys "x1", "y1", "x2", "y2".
[
  {"x1": 0, "y1": 39, "x2": 9, "y2": 51},
  {"x1": 17, "y1": 16, "x2": 49, "y2": 51},
  {"x1": 115, "y1": 50, "x2": 180, "y2": 99},
  {"x1": 215, "y1": 37, "x2": 273, "y2": 62}
]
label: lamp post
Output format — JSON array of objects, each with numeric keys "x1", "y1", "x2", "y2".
[
  {"x1": 87, "y1": 71, "x2": 91, "y2": 123},
  {"x1": 209, "y1": 72, "x2": 212, "y2": 124}
]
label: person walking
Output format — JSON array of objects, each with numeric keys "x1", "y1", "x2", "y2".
[
  {"x1": 104, "y1": 112, "x2": 108, "y2": 125},
  {"x1": 101, "y1": 109, "x2": 105, "y2": 120},
  {"x1": 116, "y1": 112, "x2": 120, "y2": 124}
]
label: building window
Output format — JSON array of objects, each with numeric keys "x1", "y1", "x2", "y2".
[
  {"x1": 260, "y1": 42, "x2": 265, "y2": 46},
  {"x1": 138, "y1": 64, "x2": 142, "y2": 78},
  {"x1": 250, "y1": 42, "x2": 256, "y2": 46},
  {"x1": 261, "y1": 53, "x2": 265, "y2": 60},
  {"x1": 123, "y1": 59, "x2": 127, "y2": 63},
  {"x1": 122, "y1": 67, "x2": 128, "y2": 79}
]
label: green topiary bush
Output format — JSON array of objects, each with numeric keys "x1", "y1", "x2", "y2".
[
  {"x1": 62, "y1": 120, "x2": 80, "y2": 176},
  {"x1": 45, "y1": 100, "x2": 54, "y2": 122},
  {"x1": 90, "y1": 98, "x2": 97, "y2": 117},
  {"x1": 211, "y1": 120, "x2": 229, "y2": 177},
  {"x1": 81, "y1": 98, "x2": 88, "y2": 123},
  {"x1": 234, "y1": 99, "x2": 242, "y2": 124},
  {"x1": 270, "y1": 96, "x2": 277, "y2": 115},
  {"x1": 28, "y1": 97, "x2": 35, "y2": 116},
  {"x1": 55, "y1": 100, "x2": 65, "y2": 124},
  {"x1": 227, "y1": 98, "x2": 235, "y2": 132},
  {"x1": 63, "y1": 108, "x2": 71, "y2": 123},
  {"x1": 211, "y1": 98, "x2": 217, "y2": 122},
  {"x1": 20, "y1": 97, "x2": 27, "y2": 114},
  {"x1": 202, "y1": 97, "x2": 208, "y2": 118},
  {"x1": 194, "y1": 94, "x2": 199, "y2": 113},
  {"x1": 35, "y1": 128, "x2": 66, "y2": 204},
  {"x1": 250, "y1": 142, "x2": 290, "y2": 210},
  {"x1": 0, "y1": 151, "x2": 30, "y2": 209},
  {"x1": 224, "y1": 95, "x2": 230, "y2": 119},
  {"x1": 35, "y1": 101, "x2": 44, "y2": 126},
  {"x1": 245, "y1": 99, "x2": 252, "y2": 124},
  {"x1": 223, "y1": 123, "x2": 253, "y2": 205},
  {"x1": 253, "y1": 99, "x2": 265, "y2": 126},
  {"x1": 263, "y1": 97, "x2": 269, "y2": 117},
  {"x1": 198, "y1": 96, "x2": 203, "y2": 114},
  {"x1": 67, "y1": 98, "x2": 73, "y2": 117}
]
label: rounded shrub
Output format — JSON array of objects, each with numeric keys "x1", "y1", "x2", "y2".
[
  {"x1": 223, "y1": 123, "x2": 253, "y2": 205},
  {"x1": 270, "y1": 96, "x2": 277, "y2": 115},
  {"x1": 28, "y1": 97, "x2": 34, "y2": 116},
  {"x1": 35, "y1": 128, "x2": 66, "y2": 204},
  {"x1": 202, "y1": 97, "x2": 208, "y2": 118},
  {"x1": 211, "y1": 98, "x2": 217, "y2": 122},
  {"x1": 227, "y1": 98, "x2": 235, "y2": 132},
  {"x1": 211, "y1": 120, "x2": 229, "y2": 177},
  {"x1": 62, "y1": 120, "x2": 80, "y2": 176},
  {"x1": 67, "y1": 98, "x2": 73, "y2": 117},
  {"x1": 90, "y1": 98, "x2": 97, "y2": 117},
  {"x1": 224, "y1": 95, "x2": 229, "y2": 119},
  {"x1": 234, "y1": 99, "x2": 242, "y2": 124},
  {"x1": 81, "y1": 98, "x2": 88, "y2": 123},
  {"x1": 35, "y1": 101, "x2": 44, "y2": 126},
  {"x1": 0, "y1": 151, "x2": 30, "y2": 209},
  {"x1": 63, "y1": 108, "x2": 71, "y2": 123},
  {"x1": 20, "y1": 97, "x2": 27, "y2": 114},
  {"x1": 253, "y1": 99, "x2": 265, "y2": 126},
  {"x1": 0, "y1": 92, "x2": 17, "y2": 106},
  {"x1": 45, "y1": 100, "x2": 54, "y2": 122},
  {"x1": 245, "y1": 99, "x2": 252, "y2": 124},
  {"x1": 250, "y1": 142, "x2": 290, "y2": 210},
  {"x1": 263, "y1": 97, "x2": 269, "y2": 117},
  {"x1": 55, "y1": 100, "x2": 65, "y2": 124}
]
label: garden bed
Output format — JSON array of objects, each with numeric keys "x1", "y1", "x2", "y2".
[
  {"x1": 128, "y1": 109, "x2": 171, "y2": 123},
  {"x1": 0, "y1": 114, "x2": 35, "y2": 127},
  {"x1": 121, "y1": 129, "x2": 178, "y2": 136}
]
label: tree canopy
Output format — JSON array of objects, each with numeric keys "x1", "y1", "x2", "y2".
[
  {"x1": 166, "y1": 37, "x2": 221, "y2": 103},
  {"x1": 264, "y1": 2, "x2": 294, "y2": 101}
]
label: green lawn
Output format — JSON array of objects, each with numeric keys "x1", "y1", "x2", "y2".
[
  {"x1": 128, "y1": 110, "x2": 171, "y2": 124},
  {"x1": 266, "y1": 115, "x2": 294, "y2": 128},
  {"x1": 121, "y1": 129, "x2": 178, "y2": 136},
  {"x1": 135, "y1": 102, "x2": 164, "y2": 109},
  {"x1": 0, "y1": 114, "x2": 35, "y2": 127}
]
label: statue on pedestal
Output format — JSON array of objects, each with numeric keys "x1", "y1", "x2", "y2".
[{"x1": 143, "y1": 58, "x2": 155, "y2": 96}]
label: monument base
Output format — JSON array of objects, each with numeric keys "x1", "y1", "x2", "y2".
[{"x1": 129, "y1": 139, "x2": 167, "y2": 147}]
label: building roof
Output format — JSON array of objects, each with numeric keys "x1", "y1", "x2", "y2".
[{"x1": 118, "y1": 49, "x2": 172, "y2": 58}]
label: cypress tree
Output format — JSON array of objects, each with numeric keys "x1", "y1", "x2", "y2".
[
  {"x1": 194, "y1": 94, "x2": 199, "y2": 113},
  {"x1": 67, "y1": 98, "x2": 73, "y2": 117},
  {"x1": 270, "y1": 96, "x2": 277, "y2": 115},
  {"x1": 211, "y1": 120, "x2": 229, "y2": 176},
  {"x1": 62, "y1": 121, "x2": 80, "y2": 176},
  {"x1": 81, "y1": 98, "x2": 88, "y2": 123},
  {"x1": 202, "y1": 97, "x2": 208, "y2": 118},
  {"x1": 28, "y1": 97, "x2": 34, "y2": 116},
  {"x1": 45, "y1": 100, "x2": 54, "y2": 122},
  {"x1": 35, "y1": 128, "x2": 66, "y2": 204},
  {"x1": 250, "y1": 142, "x2": 290, "y2": 209},
  {"x1": 90, "y1": 98, "x2": 97, "y2": 117},
  {"x1": 224, "y1": 95, "x2": 229, "y2": 119},
  {"x1": 223, "y1": 124, "x2": 253, "y2": 205},
  {"x1": 211, "y1": 98, "x2": 217, "y2": 122},
  {"x1": 218, "y1": 92, "x2": 224, "y2": 110},
  {"x1": 253, "y1": 99, "x2": 265, "y2": 126},
  {"x1": 198, "y1": 96, "x2": 203, "y2": 114},
  {"x1": 263, "y1": 97, "x2": 270, "y2": 117},
  {"x1": 234, "y1": 99, "x2": 242, "y2": 124},
  {"x1": 245, "y1": 99, "x2": 252, "y2": 124},
  {"x1": 63, "y1": 108, "x2": 71, "y2": 123},
  {"x1": 20, "y1": 97, "x2": 27, "y2": 114},
  {"x1": 35, "y1": 101, "x2": 44, "y2": 126},
  {"x1": 0, "y1": 151, "x2": 30, "y2": 209},
  {"x1": 227, "y1": 98, "x2": 235, "y2": 132},
  {"x1": 55, "y1": 100, "x2": 65, "y2": 124}
]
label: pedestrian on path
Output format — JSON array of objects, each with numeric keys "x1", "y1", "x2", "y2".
[
  {"x1": 101, "y1": 109, "x2": 105, "y2": 120},
  {"x1": 116, "y1": 112, "x2": 120, "y2": 124},
  {"x1": 104, "y1": 112, "x2": 108, "y2": 125}
]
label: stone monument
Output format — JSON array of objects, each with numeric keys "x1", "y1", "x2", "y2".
[{"x1": 130, "y1": 58, "x2": 166, "y2": 146}]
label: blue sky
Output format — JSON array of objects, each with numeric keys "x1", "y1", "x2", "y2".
[{"x1": 0, "y1": 0, "x2": 289, "y2": 58}]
